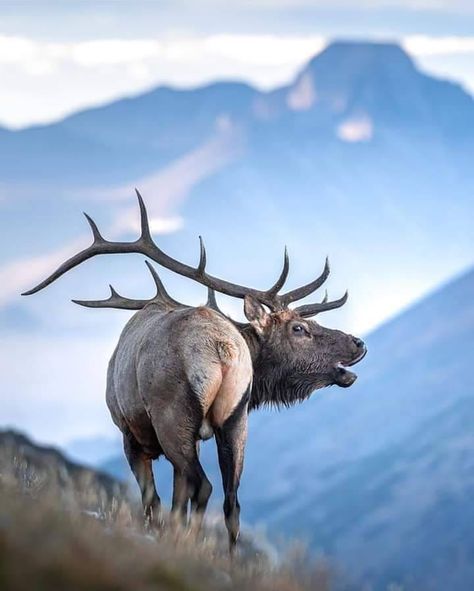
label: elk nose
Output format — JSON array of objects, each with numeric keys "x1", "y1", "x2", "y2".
[{"x1": 353, "y1": 337, "x2": 365, "y2": 349}]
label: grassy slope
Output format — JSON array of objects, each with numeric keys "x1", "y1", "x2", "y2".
[{"x1": 0, "y1": 429, "x2": 330, "y2": 591}]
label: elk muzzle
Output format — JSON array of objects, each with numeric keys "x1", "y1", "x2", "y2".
[{"x1": 333, "y1": 336, "x2": 367, "y2": 388}]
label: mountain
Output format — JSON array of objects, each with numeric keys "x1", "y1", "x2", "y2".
[
  {"x1": 0, "y1": 82, "x2": 258, "y2": 185},
  {"x1": 2, "y1": 41, "x2": 474, "y2": 337},
  {"x1": 102, "y1": 265, "x2": 474, "y2": 590},
  {"x1": 64, "y1": 434, "x2": 122, "y2": 467},
  {"x1": 0, "y1": 430, "x2": 131, "y2": 519}
]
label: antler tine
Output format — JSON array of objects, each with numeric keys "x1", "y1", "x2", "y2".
[
  {"x1": 197, "y1": 236, "x2": 207, "y2": 275},
  {"x1": 278, "y1": 257, "x2": 330, "y2": 306},
  {"x1": 20, "y1": 211, "x2": 122, "y2": 296},
  {"x1": 72, "y1": 284, "x2": 151, "y2": 310},
  {"x1": 144, "y1": 260, "x2": 183, "y2": 308},
  {"x1": 83, "y1": 212, "x2": 105, "y2": 243},
  {"x1": 205, "y1": 287, "x2": 249, "y2": 329},
  {"x1": 206, "y1": 287, "x2": 219, "y2": 310},
  {"x1": 73, "y1": 262, "x2": 186, "y2": 310},
  {"x1": 266, "y1": 246, "x2": 289, "y2": 296},
  {"x1": 294, "y1": 290, "x2": 348, "y2": 318},
  {"x1": 136, "y1": 189, "x2": 152, "y2": 241}
]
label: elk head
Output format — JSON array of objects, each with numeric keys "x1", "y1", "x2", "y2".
[
  {"x1": 22, "y1": 190, "x2": 366, "y2": 408},
  {"x1": 242, "y1": 296, "x2": 366, "y2": 409}
]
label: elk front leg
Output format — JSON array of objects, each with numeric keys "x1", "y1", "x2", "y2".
[
  {"x1": 123, "y1": 433, "x2": 161, "y2": 528},
  {"x1": 215, "y1": 395, "x2": 249, "y2": 555}
]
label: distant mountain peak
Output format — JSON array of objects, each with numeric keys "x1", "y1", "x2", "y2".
[
  {"x1": 284, "y1": 39, "x2": 430, "y2": 123},
  {"x1": 303, "y1": 40, "x2": 416, "y2": 75},
  {"x1": 318, "y1": 39, "x2": 413, "y2": 58}
]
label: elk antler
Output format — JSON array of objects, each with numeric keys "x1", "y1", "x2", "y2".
[
  {"x1": 294, "y1": 290, "x2": 348, "y2": 318},
  {"x1": 22, "y1": 190, "x2": 347, "y2": 316},
  {"x1": 205, "y1": 287, "x2": 249, "y2": 328},
  {"x1": 72, "y1": 261, "x2": 186, "y2": 310}
]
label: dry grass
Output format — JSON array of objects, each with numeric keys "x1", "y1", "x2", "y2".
[{"x1": 0, "y1": 483, "x2": 331, "y2": 591}]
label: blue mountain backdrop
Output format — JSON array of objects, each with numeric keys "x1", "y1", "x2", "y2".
[
  {"x1": 2, "y1": 41, "x2": 473, "y2": 335},
  {"x1": 1, "y1": 39, "x2": 474, "y2": 590}
]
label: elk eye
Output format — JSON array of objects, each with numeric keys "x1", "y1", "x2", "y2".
[{"x1": 292, "y1": 324, "x2": 305, "y2": 334}]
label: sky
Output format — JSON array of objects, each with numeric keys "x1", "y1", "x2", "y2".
[
  {"x1": 1, "y1": 0, "x2": 474, "y2": 448},
  {"x1": 1, "y1": 0, "x2": 474, "y2": 127}
]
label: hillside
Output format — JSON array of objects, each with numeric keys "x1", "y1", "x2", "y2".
[{"x1": 0, "y1": 430, "x2": 330, "y2": 591}]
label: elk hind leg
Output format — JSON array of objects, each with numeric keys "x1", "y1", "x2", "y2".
[
  {"x1": 123, "y1": 432, "x2": 162, "y2": 528},
  {"x1": 168, "y1": 450, "x2": 212, "y2": 534},
  {"x1": 189, "y1": 459, "x2": 213, "y2": 534},
  {"x1": 155, "y1": 419, "x2": 212, "y2": 533}
]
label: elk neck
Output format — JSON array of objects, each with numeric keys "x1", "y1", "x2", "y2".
[{"x1": 238, "y1": 325, "x2": 316, "y2": 411}]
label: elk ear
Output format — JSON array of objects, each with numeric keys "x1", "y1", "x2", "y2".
[{"x1": 244, "y1": 295, "x2": 270, "y2": 335}]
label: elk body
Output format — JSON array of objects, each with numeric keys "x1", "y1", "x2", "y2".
[{"x1": 23, "y1": 191, "x2": 366, "y2": 551}]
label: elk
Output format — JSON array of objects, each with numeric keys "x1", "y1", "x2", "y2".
[{"x1": 23, "y1": 191, "x2": 366, "y2": 552}]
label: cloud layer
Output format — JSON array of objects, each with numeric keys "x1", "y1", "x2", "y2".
[{"x1": 0, "y1": 34, "x2": 325, "y2": 127}]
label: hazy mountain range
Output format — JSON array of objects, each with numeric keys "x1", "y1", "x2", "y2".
[{"x1": 2, "y1": 40, "x2": 474, "y2": 336}]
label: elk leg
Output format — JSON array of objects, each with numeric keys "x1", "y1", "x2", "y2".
[
  {"x1": 169, "y1": 454, "x2": 212, "y2": 533},
  {"x1": 158, "y1": 431, "x2": 212, "y2": 533},
  {"x1": 214, "y1": 393, "x2": 249, "y2": 555},
  {"x1": 152, "y1": 396, "x2": 212, "y2": 533},
  {"x1": 171, "y1": 469, "x2": 188, "y2": 526},
  {"x1": 189, "y1": 460, "x2": 213, "y2": 534},
  {"x1": 123, "y1": 433, "x2": 161, "y2": 528}
]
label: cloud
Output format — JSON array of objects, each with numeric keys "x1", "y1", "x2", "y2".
[
  {"x1": 241, "y1": 0, "x2": 474, "y2": 6},
  {"x1": 1, "y1": 33, "x2": 323, "y2": 74},
  {"x1": 0, "y1": 333, "x2": 116, "y2": 444},
  {"x1": 203, "y1": 34, "x2": 325, "y2": 66},
  {"x1": 103, "y1": 126, "x2": 241, "y2": 220},
  {"x1": 111, "y1": 212, "x2": 184, "y2": 237},
  {"x1": 71, "y1": 39, "x2": 162, "y2": 66},
  {"x1": 0, "y1": 237, "x2": 89, "y2": 306},
  {"x1": 0, "y1": 33, "x2": 326, "y2": 128},
  {"x1": 403, "y1": 35, "x2": 474, "y2": 56},
  {"x1": 337, "y1": 114, "x2": 374, "y2": 142}
]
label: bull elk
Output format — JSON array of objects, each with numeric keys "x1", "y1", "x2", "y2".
[{"x1": 23, "y1": 191, "x2": 366, "y2": 552}]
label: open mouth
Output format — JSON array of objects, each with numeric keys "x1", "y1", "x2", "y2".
[{"x1": 333, "y1": 346, "x2": 367, "y2": 388}]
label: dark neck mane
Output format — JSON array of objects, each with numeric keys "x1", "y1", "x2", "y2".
[{"x1": 239, "y1": 326, "x2": 317, "y2": 411}]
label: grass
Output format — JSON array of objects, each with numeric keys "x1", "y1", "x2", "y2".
[{"x1": 0, "y1": 482, "x2": 331, "y2": 591}]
